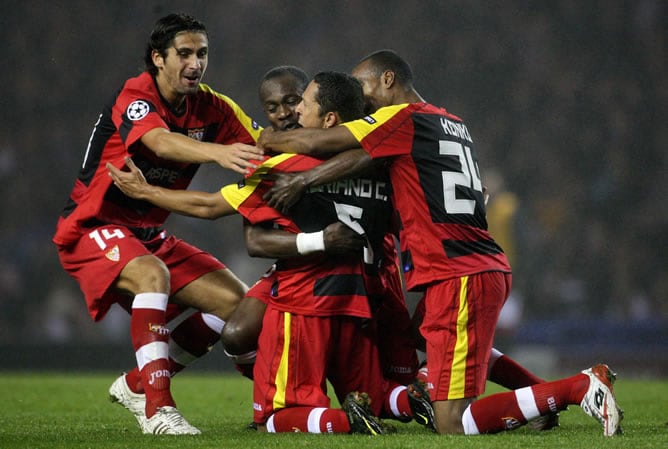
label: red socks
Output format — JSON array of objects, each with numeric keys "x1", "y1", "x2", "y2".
[
  {"x1": 267, "y1": 407, "x2": 350, "y2": 433},
  {"x1": 169, "y1": 312, "x2": 224, "y2": 373},
  {"x1": 488, "y1": 350, "x2": 545, "y2": 389},
  {"x1": 383, "y1": 385, "x2": 412, "y2": 421},
  {"x1": 130, "y1": 293, "x2": 173, "y2": 417},
  {"x1": 464, "y1": 373, "x2": 589, "y2": 434},
  {"x1": 125, "y1": 311, "x2": 226, "y2": 393}
]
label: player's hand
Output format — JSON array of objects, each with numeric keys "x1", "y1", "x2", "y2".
[
  {"x1": 322, "y1": 222, "x2": 366, "y2": 255},
  {"x1": 262, "y1": 172, "x2": 308, "y2": 214},
  {"x1": 215, "y1": 142, "x2": 264, "y2": 175},
  {"x1": 257, "y1": 127, "x2": 276, "y2": 149},
  {"x1": 106, "y1": 157, "x2": 149, "y2": 200}
]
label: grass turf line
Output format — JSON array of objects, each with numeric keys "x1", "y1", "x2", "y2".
[{"x1": 0, "y1": 372, "x2": 666, "y2": 449}]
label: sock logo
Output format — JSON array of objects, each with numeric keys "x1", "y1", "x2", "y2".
[
  {"x1": 502, "y1": 417, "x2": 522, "y2": 430},
  {"x1": 594, "y1": 388, "x2": 604, "y2": 409},
  {"x1": 547, "y1": 396, "x2": 558, "y2": 413},
  {"x1": 148, "y1": 369, "x2": 171, "y2": 385},
  {"x1": 389, "y1": 365, "x2": 414, "y2": 374},
  {"x1": 326, "y1": 421, "x2": 333, "y2": 433},
  {"x1": 148, "y1": 323, "x2": 170, "y2": 336}
]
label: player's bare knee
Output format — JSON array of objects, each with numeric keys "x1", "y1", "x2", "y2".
[
  {"x1": 221, "y1": 320, "x2": 257, "y2": 354},
  {"x1": 435, "y1": 417, "x2": 465, "y2": 435},
  {"x1": 433, "y1": 400, "x2": 468, "y2": 434},
  {"x1": 117, "y1": 255, "x2": 170, "y2": 294}
]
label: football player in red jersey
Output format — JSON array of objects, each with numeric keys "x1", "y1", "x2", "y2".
[
  {"x1": 52, "y1": 13, "x2": 264, "y2": 435},
  {"x1": 109, "y1": 71, "x2": 428, "y2": 434},
  {"x1": 219, "y1": 66, "x2": 311, "y2": 376},
  {"x1": 257, "y1": 50, "x2": 622, "y2": 437},
  {"x1": 222, "y1": 67, "x2": 419, "y2": 389}
]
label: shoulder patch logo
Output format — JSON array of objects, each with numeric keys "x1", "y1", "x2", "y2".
[
  {"x1": 126, "y1": 100, "x2": 150, "y2": 121},
  {"x1": 363, "y1": 115, "x2": 376, "y2": 124}
]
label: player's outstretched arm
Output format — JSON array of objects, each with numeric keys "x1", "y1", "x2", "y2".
[
  {"x1": 141, "y1": 128, "x2": 264, "y2": 175},
  {"x1": 257, "y1": 125, "x2": 358, "y2": 156},
  {"x1": 262, "y1": 149, "x2": 372, "y2": 214},
  {"x1": 106, "y1": 157, "x2": 236, "y2": 219}
]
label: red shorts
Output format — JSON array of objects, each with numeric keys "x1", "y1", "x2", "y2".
[
  {"x1": 245, "y1": 265, "x2": 276, "y2": 304},
  {"x1": 419, "y1": 271, "x2": 511, "y2": 401},
  {"x1": 55, "y1": 224, "x2": 225, "y2": 321},
  {"x1": 253, "y1": 305, "x2": 389, "y2": 424},
  {"x1": 375, "y1": 260, "x2": 418, "y2": 384}
]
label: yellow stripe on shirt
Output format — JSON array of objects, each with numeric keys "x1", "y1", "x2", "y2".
[
  {"x1": 342, "y1": 103, "x2": 408, "y2": 142},
  {"x1": 448, "y1": 276, "x2": 469, "y2": 399},
  {"x1": 220, "y1": 153, "x2": 295, "y2": 210},
  {"x1": 198, "y1": 83, "x2": 263, "y2": 141}
]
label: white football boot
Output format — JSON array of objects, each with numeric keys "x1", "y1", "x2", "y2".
[
  {"x1": 142, "y1": 406, "x2": 201, "y2": 435},
  {"x1": 109, "y1": 373, "x2": 146, "y2": 428},
  {"x1": 579, "y1": 364, "x2": 623, "y2": 436}
]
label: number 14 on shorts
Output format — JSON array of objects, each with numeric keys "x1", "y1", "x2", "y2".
[{"x1": 89, "y1": 228, "x2": 126, "y2": 250}]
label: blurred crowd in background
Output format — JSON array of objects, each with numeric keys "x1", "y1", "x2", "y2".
[{"x1": 1, "y1": 1, "x2": 665, "y2": 349}]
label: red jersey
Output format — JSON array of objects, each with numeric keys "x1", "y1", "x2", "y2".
[
  {"x1": 221, "y1": 153, "x2": 393, "y2": 318},
  {"x1": 53, "y1": 72, "x2": 261, "y2": 246},
  {"x1": 343, "y1": 103, "x2": 511, "y2": 290}
]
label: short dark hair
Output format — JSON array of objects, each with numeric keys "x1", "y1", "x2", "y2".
[
  {"x1": 312, "y1": 71, "x2": 365, "y2": 122},
  {"x1": 358, "y1": 49, "x2": 414, "y2": 87},
  {"x1": 259, "y1": 65, "x2": 309, "y2": 99},
  {"x1": 144, "y1": 13, "x2": 207, "y2": 76}
]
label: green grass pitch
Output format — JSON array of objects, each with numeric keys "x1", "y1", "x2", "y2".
[{"x1": 0, "y1": 372, "x2": 666, "y2": 449}]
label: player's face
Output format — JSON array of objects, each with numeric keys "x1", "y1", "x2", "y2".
[
  {"x1": 351, "y1": 60, "x2": 385, "y2": 114},
  {"x1": 260, "y1": 75, "x2": 304, "y2": 131},
  {"x1": 296, "y1": 81, "x2": 325, "y2": 129},
  {"x1": 154, "y1": 31, "x2": 208, "y2": 103}
]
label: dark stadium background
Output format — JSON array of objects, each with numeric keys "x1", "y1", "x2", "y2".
[{"x1": 1, "y1": 0, "x2": 665, "y2": 377}]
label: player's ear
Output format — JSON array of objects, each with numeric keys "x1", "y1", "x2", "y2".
[
  {"x1": 152, "y1": 50, "x2": 165, "y2": 70},
  {"x1": 381, "y1": 69, "x2": 395, "y2": 89},
  {"x1": 322, "y1": 111, "x2": 339, "y2": 128}
]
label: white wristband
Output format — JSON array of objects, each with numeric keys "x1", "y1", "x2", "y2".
[{"x1": 296, "y1": 231, "x2": 325, "y2": 255}]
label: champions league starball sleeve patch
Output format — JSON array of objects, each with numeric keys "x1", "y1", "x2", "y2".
[{"x1": 126, "y1": 100, "x2": 151, "y2": 121}]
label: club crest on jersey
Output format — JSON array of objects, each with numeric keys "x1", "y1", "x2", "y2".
[
  {"x1": 105, "y1": 245, "x2": 120, "y2": 262},
  {"x1": 126, "y1": 100, "x2": 150, "y2": 121},
  {"x1": 188, "y1": 127, "x2": 205, "y2": 141},
  {"x1": 363, "y1": 115, "x2": 376, "y2": 124}
]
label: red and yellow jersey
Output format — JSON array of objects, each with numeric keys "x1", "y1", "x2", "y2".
[
  {"x1": 221, "y1": 153, "x2": 394, "y2": 318},
  {"x1": 343, "y1": 103, "x2": 511, "y2": 290},
  {"x1": 54, "y1": 71, "x2": 261, "y2": 246}
]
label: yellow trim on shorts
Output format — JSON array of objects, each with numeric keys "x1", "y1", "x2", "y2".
[
  {"x1": 448, "y1": 276, "x2": 469, "y2": 398},
  {"x1": 272, "y1": 312, "x2": 291, "y2": 410}
]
